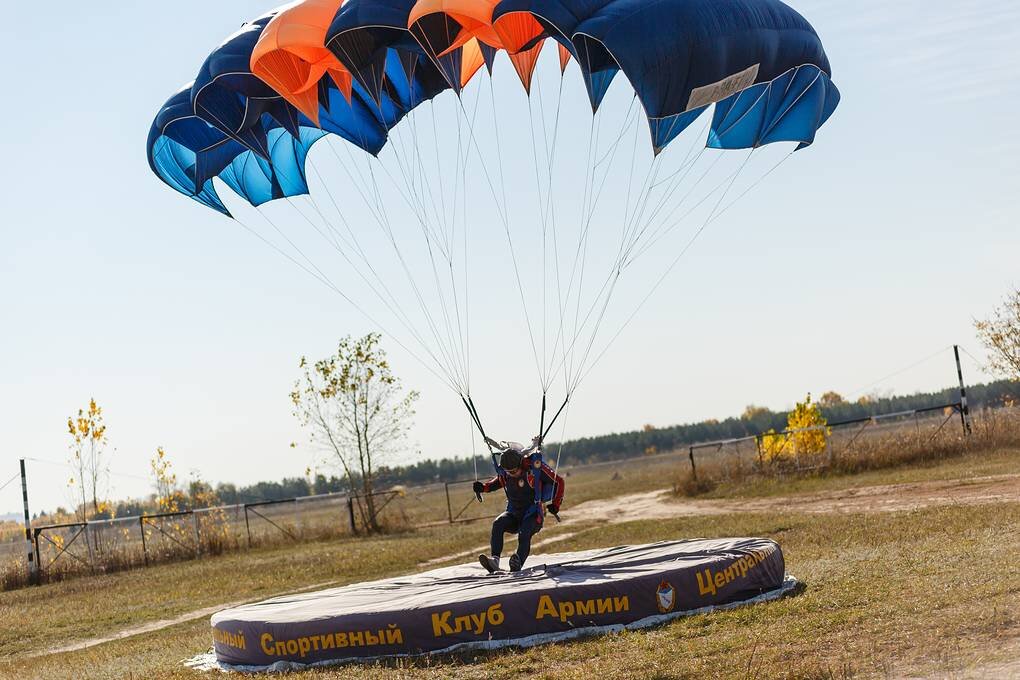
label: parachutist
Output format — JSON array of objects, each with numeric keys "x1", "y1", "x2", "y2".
[{"x1": 476, "y1": 439, "x2": 564, "y2": 573}]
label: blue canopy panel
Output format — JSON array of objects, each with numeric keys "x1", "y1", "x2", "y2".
[
  {"x1": 147, "y1": 85, "x2": 235, "y2": 217},
  {"x1": 707, "y1": 65, "x2": 840, "y2": 151},
  {"x1": 491, "y1": 0, "x2": 837, "y2": 153},
  {"x1": 191, "y1": 12, "x2": 304, "y2": 159},
  {"x1": 317, "y1": 78, "x2": 389, "y2": 155},
  {"x1": 326, "y1": 0, "x2": 454, "y2": 112},
  {"x1": 218, "y1": 126, "x2": 327, "y2": 208}
]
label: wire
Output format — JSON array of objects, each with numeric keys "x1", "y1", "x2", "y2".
[
  {"x1": 957, "y1": 345, "x2": 990, "y2": 374},
  {"x1": 844, "y1": 346, "x2": 953, "y2": 398},
  {"x1": 0, "y1": 473, "x2": 21, "y2": 494}
]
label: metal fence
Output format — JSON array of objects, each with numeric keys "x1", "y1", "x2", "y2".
[
  {"x1": 685, "y1": 402, "x2": 967, "y2": 479},
  {"x1": 8, "y1": 481, "x2": 498, "y2": 583}
]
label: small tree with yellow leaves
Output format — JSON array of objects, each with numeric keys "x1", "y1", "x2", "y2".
[
  {"x1": 150, "y1": 446, "x2": 183, "y2": 513},
  {"x1": 66, "y1": 398, "x2": 109, "y2": 522},
  {"x1": 759, "y1": 394, "x2": 830, "y2": 465},
  {"x1": 291, "y1": 333, "x2": 418, "y2": 533}
]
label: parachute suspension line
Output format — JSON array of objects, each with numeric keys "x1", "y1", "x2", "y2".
[
  {"x1": 364, "y1": 152, "x2": 471, "y2": 394},
  {"x1": 544, "y1": 74, "x2": 569, "y2": 388},
  {"x1": 456, "y1": 80, "x2": 545, "y2": 388},
  {"x1": 234, "y1": 212, "x2": 336, "y2": 299},
  {"x1": 238, "y1": 206, "x2": 458, "y2": 393},
  {"x1": 572, "y1": 149, "x2": 757, "y2": 394},
  {"x1": 383, "y1": 107, "x2": 469, "y2": 395},
  {"x1": 444, "y1": 84, "x2": 486, "y2": 394},
  {"x1": 486, "y1": 73, "x2": 510, "y2": 231},
  {"x1": 470, "y1": 414, "x2": 479, "y2": 482},
  {"x1": 564, "y1": 106, "x2": 606, "y2": 387},
  {"x1": 322, "y1": 129, "x2": 468, "y2": 394},
  {"x1": 622, "y1": 146, "x2": 710, "y2": 265},
  {"x1": 707, "y1": 148, "x2": 796, "y2": 226},
  {"x1": 318, "y1": 139, "x2": 473, "y2": 387},
  {"x1": 281, "y1": 193, "x2": 465, "y2": 390},
  {"x1": 532, "y1": 61, "x2": 568, "y2": 392},
  {"x1": 544, "y1": 101, "x2": 611, "y2": 390},
  {"x1": 299, "y1": 184, "x2": 456, "y2": 387},
  {"x1": 550, "y1": 398, "x2": 572, "y2": 483},
  {"x1": 428, "y1": 101, "x2": 452, "y2": 247},
  {"x1": 564, "y1": 112, "x2": 705, "y2": 340},
  {"x1": 625, "y1": 150, "x2": 746, "y2": 266},
  {"x1": 527, "y1": 74, "x2": 548, "y2": 389},
  {"x1": 544, "y1": 98, "x2": 643, "y2": 391}
]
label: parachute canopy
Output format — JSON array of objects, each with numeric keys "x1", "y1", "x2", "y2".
[
  {"x1": 149, "y1": 0, "x2": 838, "y2": 214},
  {"x1": 147, "y1": 0, "x2": 840, "y2": 428}
]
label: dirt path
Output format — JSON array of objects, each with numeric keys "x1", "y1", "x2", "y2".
[
  {"x1": 28, "y1": 473, "x2": 1020, "y2": 660},
  {"x1": 572, "y1": 473, "x2": 1020, "y2": 524},
  {"x1": 427, "y1": 473, "x2": 1020, "y2": 567}
]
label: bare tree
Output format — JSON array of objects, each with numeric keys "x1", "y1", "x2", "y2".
[
  {"x1": 975, "y1": 289, "x2": 1020, "y2": 380},
  {"x1": 291, "y1": 333, "x2": 418, "y2": 533}
]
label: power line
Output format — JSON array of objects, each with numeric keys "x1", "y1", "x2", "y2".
[
  {"x1": 957, "y1": 345, "x2": 990, "y2": 374},
  {"x1": 844, "y1": 346, "x2": 953, "y2": 398},
  {"x1": 0, "y1": 473, "x2": 20, "y2": 494}
]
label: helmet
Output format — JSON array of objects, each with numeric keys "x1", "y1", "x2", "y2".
[{"x1": 499, "y1": 448, "x2": 523, "y2": 471}]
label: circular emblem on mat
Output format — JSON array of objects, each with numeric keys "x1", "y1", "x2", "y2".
[{"x1": 656, "y1": 580, "x2": 676, "y2": 613}]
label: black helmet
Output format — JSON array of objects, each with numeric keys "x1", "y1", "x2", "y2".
[{"x1": 499, "y1": 448, "x2": 523, "y2": 471}]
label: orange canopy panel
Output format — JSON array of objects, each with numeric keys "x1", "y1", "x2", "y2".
[
  {"x1": 251, "y1": 0, "x2": 353, "y2": 124},
  {"x1": 408, "y1": 0, "x2": 503, "y2": 55},
  {"x1": 409, "y1": 0, "x2": 550, "y2": 92}
]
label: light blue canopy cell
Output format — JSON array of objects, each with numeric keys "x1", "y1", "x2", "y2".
[{"x1": 147, "y1": 84, "x2": 325, "y2": 215}]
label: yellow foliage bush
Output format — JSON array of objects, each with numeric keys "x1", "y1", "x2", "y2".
[{"x1": 760, "y1": 394, "x2": 830, "y2": 463}]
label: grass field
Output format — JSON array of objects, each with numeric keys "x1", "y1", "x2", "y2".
[{"x1": 1, "y1": 442, "x2": 1018, "y2": 679}]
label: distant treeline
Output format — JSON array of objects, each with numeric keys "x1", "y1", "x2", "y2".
[
  {"x1": 556, "y1": 379, "x2": 1019, "y2": 464},
  {"x1": 99, "y1": 379, "x2": 1017, "y2": 512}
]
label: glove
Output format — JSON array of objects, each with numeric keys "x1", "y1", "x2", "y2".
[
  {"x1": 546, "y1": 504, "x2": 559, "y2": 516},
  {"x1": 472, "y1": 481, "x2": 485, "y2": 495}
]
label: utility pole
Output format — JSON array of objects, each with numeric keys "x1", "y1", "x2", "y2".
[
  {"x1": 20, "y1": 459, "x2": 38, "y2": 585},
  {"x1": 953, "y1": 345, "x2": 972, "y2": 435}
]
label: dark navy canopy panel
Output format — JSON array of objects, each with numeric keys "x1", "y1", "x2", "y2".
[
  {"x1": 147, "y1": 85, "x2": 236, "y2": 217},
  {"x1": 326, "y1": 0, "x2": 453, "y2": 109},
  {"x1": 492, "y1": 0, "x2": 839, "y2": 151},
  {"x1": 191, "y1": 13, "x2": 303, "y2": 159}
]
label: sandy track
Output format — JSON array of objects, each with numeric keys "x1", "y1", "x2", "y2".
[
  {"x1": 573, "y1": 472, "x2": 1020, "y2": 523},
  {"x1": 25, "y1": 473, "x2": 1019, "y2": 660}
]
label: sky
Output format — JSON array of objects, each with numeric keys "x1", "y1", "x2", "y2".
[{"x1": 1, "y1": 0, "x2": 1018, "y2": 517}]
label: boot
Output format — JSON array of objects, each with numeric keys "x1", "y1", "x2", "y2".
[
  {"x1": 508, "y1": 553, "x2": 523, "y2": 572},
  {"x1": 479, "y1": 554, "x2": 501, "y2": 573}
]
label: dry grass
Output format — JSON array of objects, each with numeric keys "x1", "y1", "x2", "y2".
[
  {"x1": 2, "y1": 499, "x2": 1018, "y2": 679},
  {"x1": 675, "y1": 407, "x2": 1020, "y2": 498},
  {"x1": 2, "y1": 425, "x2": 1018, "y2": 678}
]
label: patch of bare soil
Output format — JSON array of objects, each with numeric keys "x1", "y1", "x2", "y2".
[{"x1": 573, "y1": 473, "x2": 1020, "y2": 524}]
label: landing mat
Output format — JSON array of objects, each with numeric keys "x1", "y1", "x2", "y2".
[{"x1": 211, "y1": 537, "x2": 786, "y2": 667}]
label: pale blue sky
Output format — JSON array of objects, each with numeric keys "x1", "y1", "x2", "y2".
[{"x1": 2, "y1": 0, "x2": 1018, "y2": 515}]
